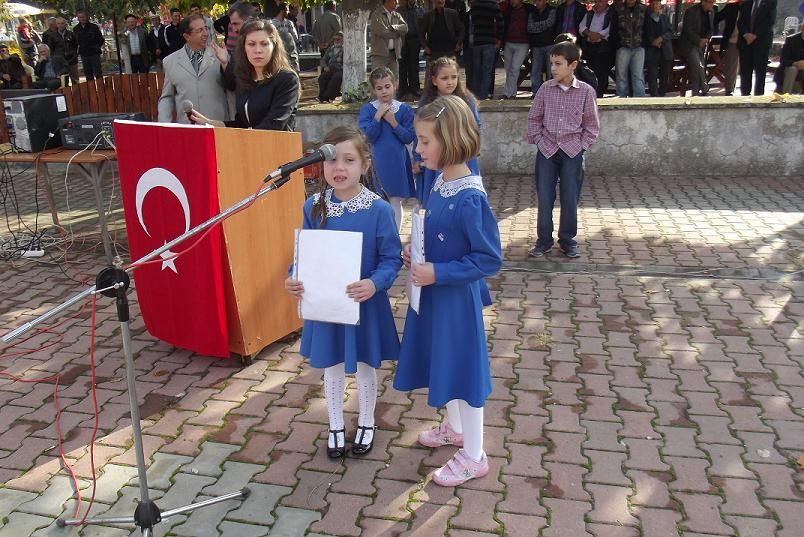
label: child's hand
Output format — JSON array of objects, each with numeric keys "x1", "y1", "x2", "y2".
[
  {"x1": 374, "y1": 103, "x2": 390, "y2": 121},
  {"x1": 285, "y1": 277, "x2": 304, "y2": 298},
  {"x1": 402, "y1": 244, "x2": 411, "y2": 268},
  {"x1": 411, "y1": 262, "x2": 435, "y2": 287},
  {"x1": 412, "y1": 161, "x2": 421, "y2": 175},
  {"x1": 383, "y1": 110, "x2": 398, "y2": 128},
  {"x1": 346, "y1": 279, "x2": 376, "y2": 302}
]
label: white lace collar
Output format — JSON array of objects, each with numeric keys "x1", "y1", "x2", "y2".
[
  {"x1": 432, "y1": 174, "x2": 486, "y2": 198},
  {"x1": 312, "y1": 186, "x2": 380, "y2": 218},
  {"x1": 371, "y1": 99, "x2": 402, "y2": 114}
]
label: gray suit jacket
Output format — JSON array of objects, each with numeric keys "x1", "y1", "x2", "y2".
[
  {"x1": 369, "y1": 7, "x2": 408, "y2": 60},
  {"x1": 158, "y1": 46, "x2": 228, "y2": 124}
]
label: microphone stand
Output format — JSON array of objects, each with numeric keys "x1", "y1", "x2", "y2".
[{"x1": 2, "y1": 173, "x2": 295, "y2": 536}]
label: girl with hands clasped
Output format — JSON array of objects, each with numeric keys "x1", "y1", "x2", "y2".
[
  {"x1": 358, "y1": 67, "x2": 416, "y2": 231},
  {"x1": 284, "y1": 126, "x2": 402, "y2": 459},
  {"x1": 394, "y1": 96, "x2": 503, "y2": 486}
]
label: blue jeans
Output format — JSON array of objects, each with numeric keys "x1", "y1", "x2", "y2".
[
  {"x1": 615, "y1": 47, "x2": 646, "y2": 97},
  {"x1": 535, "y1": 149, "x2": 585, "y2": 249},
  {"x1": 530, "y1": 45, "x2": 552, "y2": 94},
  {"x1": 470, "y1": 44, "x2": 497, "y2": 99},
  {"x1": 503, "y1": 42, "x2": 530, "y2": 97}
]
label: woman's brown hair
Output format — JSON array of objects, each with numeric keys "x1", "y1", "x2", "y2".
[{"x1": 234, "y1": 19, "x2": 299, "y2": 94}]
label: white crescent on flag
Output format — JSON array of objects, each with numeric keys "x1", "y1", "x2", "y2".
[{"x1": 135, "y1": 167, "x2": 191, "y2": 274}]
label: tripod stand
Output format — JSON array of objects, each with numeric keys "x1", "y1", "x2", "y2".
[
  {"x1": 2, "y1": 168, "x2": 300, "y2": 535},
  {"x1": 54, "y1": 267, "x2": 249, "y2": 535}
]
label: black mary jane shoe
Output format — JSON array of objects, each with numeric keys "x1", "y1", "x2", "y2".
[
  {"x1": 327, "y1": 429, "x2": 346, "y2": 459},
  {"x1": 351, "y1": 425, "x2": 377, "y2": 456}
]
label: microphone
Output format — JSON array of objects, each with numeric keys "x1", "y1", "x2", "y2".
[
  {"x1": 264, "y1": 144, "x2": 337, "y2": 189},
  {"x1": 181, "y1": 100, "x2": 195, "y2": 124}
]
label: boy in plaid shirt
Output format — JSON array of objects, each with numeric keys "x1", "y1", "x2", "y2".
[
  {"x1": 526, "y1": 41, "x2": 599, "y2": 259},
  {"x1": 318, "y1": 32, "x2": 343, "y2": 102}
]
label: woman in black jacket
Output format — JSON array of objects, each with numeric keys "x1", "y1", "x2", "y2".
[{"x1": 191, "y1": 19, "x2": 300, "y2": 131}]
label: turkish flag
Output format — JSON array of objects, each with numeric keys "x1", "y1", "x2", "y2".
[{"x1": 114, "y1": 122, "x2": 229, "y2": 358}]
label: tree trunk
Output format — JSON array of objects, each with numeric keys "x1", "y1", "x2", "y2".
[{"x1": 342, "y1": 1, "x2": 374, "y2": 97}]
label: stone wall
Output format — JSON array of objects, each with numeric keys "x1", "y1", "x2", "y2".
[{"x1": 296, "y1": 97, "x2": 804, "y2": 177}]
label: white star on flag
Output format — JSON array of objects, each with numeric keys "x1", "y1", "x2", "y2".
[{"x1": 159, "y1": 243, "x2": 179, "y2": 273}]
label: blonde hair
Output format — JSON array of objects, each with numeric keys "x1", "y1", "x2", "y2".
[{"x1": 415, "y1": 95, "x2": 480, "y2": 169}]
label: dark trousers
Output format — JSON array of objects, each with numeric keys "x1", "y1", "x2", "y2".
[
  {"x1": 469, "y1": 44, "x2": 497, "y2": 99},
  {"x1": 739, "y1": 38, "x2": 771, "y2": 96},
  {"x1": 318, "y1": 69, "x2": 342, "y2": 101},
  {"x1": 81, "y1": 54, "x2": 103, "y2": 80},
  {"x1": 130, "y1": 54, "x2": 149, "y2": 73},
  {"x1": 398, "y1": 36, "x2": 421, "y2": 96},
  {"x1": 535, "y1": 149, "x2": 585, "y2": 249},
  {"x1": 644, "y1": 47, "x2": 672, "y2": 96},
  {"x1": 33, "y1": 78, "x2": 62, "y2": 90},
  {"x1": 583, "y1": 41, "x2": 614, "y2": 98}
]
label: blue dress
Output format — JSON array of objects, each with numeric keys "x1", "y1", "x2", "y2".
[
  {"x1": 413, "y1": 97, "x2": 482, "y2": 206},
  {"x1": 299, "y1": 187, "x2": 403, "y2": 373},
  {"x1": 358, "y1": 100, "x2": 416, "y2": 198},
  {"x1": 393, "y1": 175, "x2": 503, "y2": 408}
]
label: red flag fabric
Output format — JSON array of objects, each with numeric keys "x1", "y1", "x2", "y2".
[{"x1": 114, "y1": 122, "x2": 229, "y2": 358}]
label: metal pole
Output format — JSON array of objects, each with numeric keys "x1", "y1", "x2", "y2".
[{"x1": 113, "y1": 13, "x2": 122, "y2": 75}]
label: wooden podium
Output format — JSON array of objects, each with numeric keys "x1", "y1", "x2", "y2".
[{"x1": 213, "y1": 128, "x2": 305, "y2": 357}]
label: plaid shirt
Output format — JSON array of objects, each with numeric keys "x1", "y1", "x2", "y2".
[{"x1": 526, "y1": 77, "x2": 600, "y2": 158}]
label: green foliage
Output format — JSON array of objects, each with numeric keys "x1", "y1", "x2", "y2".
[{"x1": 341, "y1": 80, "x2": 370, "y2": 103}]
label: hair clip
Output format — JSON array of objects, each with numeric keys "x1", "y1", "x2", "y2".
[{"x1": 435, "y1": 106, "x2": 446, "y2": 119}]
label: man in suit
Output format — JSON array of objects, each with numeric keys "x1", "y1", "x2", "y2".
[
  {"x1": 421, "y1": 0, "x2": 465, "y2": 62},
  {"x1": 120, "y1": 14, "x2": 151, "y2": 73},
  {"x1": 33, "y1": 44, "x2": 64, "y2": 89},
  {"x1": 714, "y1": 0, "x2": 742, "y2": 95},
  {"x1": 738, "y1": 0, "x2": 777, "y2": 95},
  {"x1": 313, "y1": 1, "x2": 342, "y2": 60},
  {"x1": 158, "y1": 15, "x2": 228, "y2": 124},
  {"x1": 643, "y1": 0, "x2": 673, "y2": 96},
  {"x1": 147, "y1": 14, "x2": 165, "y2": 71},
  {"x1": 554, "y1": 0, "x2": 586, "y2": 38},
  {"x1": 679, "y1": 0, "x2": 718, "y2": 96},
  {"x1": 370, "y1": 0, "x2": 408, "y2": 79},
  {"x1": 74, "y1": 10, "x2": 105, "y2": 80},
  {"x1": 397, "y1": 0, "x2": 425, "y2": 99},
  {"x1": 45, "y1": 17, "x2": 80, "y2": 85}
]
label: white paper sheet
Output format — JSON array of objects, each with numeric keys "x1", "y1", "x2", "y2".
[
  {"x1": 294, "y1": 229, "x2": 362, "y2": 325},
  {"x1": 408, "y1": 208, "x2": 425, "y2": 314}
]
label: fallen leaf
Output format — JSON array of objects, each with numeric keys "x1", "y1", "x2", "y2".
[{"x1": 797, "y1": 455, "x2": 804, "y2": 470}]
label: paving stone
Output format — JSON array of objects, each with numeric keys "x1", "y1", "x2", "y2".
[
  {"x1": 217, "y1": 520, "x2": 268, "y2": 537},
  {"x1": 498, "y1": 475, "x2": 548, "y2": 515},
  {"x1": 748, "y1": 462, "x2": 804, "y2": 501},
  {"x1": 542, "y1": 498, "x2": 593, "y2": 537},
  {"x1": 200, "y1": 461, "x2": 263, "y2": 497},
  {"x1": 170, "y1": 493, "x2": 240, "y2": 536},
  {"x1": 281, "y1": 469, "x2": 342, "y2": 510},
  {"x1": 451, "y1": 489, "x2": 503, "y2": 532},
  {"x1": 359, "y1": 517, "x2": 408, "y2": 537},
  {"x1": 269, "y1": 506, "x2": 321, "y2": 537},
  {"x1": 627, "y1": 470, "x2": 674, "y2": 509},
  {"x1": 675, "y1": 493, "x2": 735, "y2": 535},
  {"x1": 223, "y1": 483, "x2": 291, "y2": 526},
  {"x1": 252, "y1": 451, "x2": 311, "y2": 487},
  {"x1": 587, "y1": 524, "x2": 639, "y2": 537},
  {"x1": 723, "y1": 515, "x2": 778, "y2": 537},
  {"x1": 362, "y1": 478, "x2": 415, "y2": 520},
  {"x1": 16, "y1": 475, "x2": 79, "y2": 517},
  {"x1": 402, "y1": 502, "x2": 458, "y2": 536},
  {"x1": 0, "y1": 512, "x2": 53, "y2": 536},
  {"x1": 585, "y1": 450, "x2": 630, "y2": 486},
  {"x1": 714, "y1": 477, "x2": 768, "y2": 517},
  {"x1": 634, "y1": 507, "x2": 682, "y2": 537},
  {"x1": 666, "y1": 456, "x2": 715, "y2": 493},
  {"x1": 700, "y1": 444, "x2": 754, "y2": 479},
  {"x1": 0, "y1": 487, "x2": 38, "y2": 516},
  {"x1": 504, "y1": 444, "x2": 548, "y2": 477},
  {"x1": 180, "y1": 442, "x2": 240, "y2": 477},
  {"x1": 90, "y1": 464, "x2": 139, "y2": 505}
]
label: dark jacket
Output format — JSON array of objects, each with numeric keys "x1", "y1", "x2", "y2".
[
  {"x1": 73, "y1": 22, "x2": 104, "y2": 56},
  {"x1": 223, "y1": 67, "x2": 300, "y2": 131},
  {"x1": 738, "y1": 0, "x2": 777, "y2": 45},
  {"x1": 147, "y1": 24, "x2": 164, "y2": 60},
  {"x1": 161, "y1": 23, "x2": 185, "y2": 57},
  {"x1": 120, "y1": 26, "x2": 152, "y2": 67},
  {"x1": 214, "y1": 15, "x2": 229, "y2": 36},
  {"x1": 580, "y1": 7, "x2": 618, "y2": 50},
  {"x1": 0, "y1": 55, "x2": 27, "y2": 89},
  {"x1": 397, "y1": 4, "x2": 425, "y2": 39},
  {"x1": 680, "y1": 3, "x2": 718, "y2": 56},
  {"x1": 774, "y1": 31, "x2": 804, "y2": 87},
  {"x1": 615, "y1": 2, "x2": 648, "y2": 49},
  {"x1": 528, "y1": 4, "x2": 557, "y2": 47},
  {"x1": 35, "y1": 57, "x2": 65, "y2": 80},
  {"x1": 43, "y1": 29, "x2": 79, "y2": 66},
  {"x1": 468, "y1": 0, "x2": 504, "y2": 47},
  {"x1": 553, "y1": 0, "x2": 586, "y2": 37},
  {"x1": 644, "y1": 12, "x2": 673, "y2": 61},
  {"x1": 502, "y1": 3, "x2": 533, "y2": 44},
  {"x1": 714, "y1": 2, "x2": 740, "y2": 49},
  {"x1": 420, "y1": 8, "x2": 465, "y2": 52}
]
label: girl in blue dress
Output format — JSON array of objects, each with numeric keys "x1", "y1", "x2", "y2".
[
  {"x1": 394, "y1": 96, "x2": 503, "y2": 486},
  {"x1": 414, "y1": 57, "x2": 482, "y2": 207},
  {"x1": 285, "y1": 126, "x2": 402, "y2": 459},
  {"x1": 358, "y1": 67, "x2": 416, "y2": 231}
]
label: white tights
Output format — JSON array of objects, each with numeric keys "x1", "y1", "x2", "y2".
[
  {"x1": 445, "y1": 399, "x2": 485, "y2": 462},
  {"x1": 323, "y1": 362, "x2": 377, "y2": 448},
  {"x1": 388, "y1": 197, "x2": 404, "y2": 231}
]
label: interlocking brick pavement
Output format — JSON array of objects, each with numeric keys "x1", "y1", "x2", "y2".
[{"x1": 1, "y1": 167, "x2": 802, "y2": 536}]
